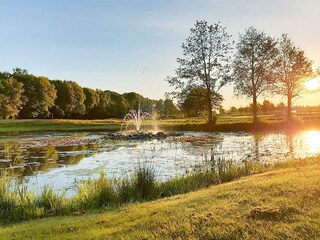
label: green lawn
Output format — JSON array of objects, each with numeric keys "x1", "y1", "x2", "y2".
[
  {"x1": 0, "y1": 114, "x2": 320, "y2": 134},
  {"x1": 0, "y1": 119, "x2": 121, "y2": 134},
  {"x1": 1, "y1": 163, "x2": 319, "y2": 239}
]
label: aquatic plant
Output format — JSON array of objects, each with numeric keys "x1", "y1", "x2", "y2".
[{"x1": 0, "y1": 156, "x2": 318, "y2": 224}]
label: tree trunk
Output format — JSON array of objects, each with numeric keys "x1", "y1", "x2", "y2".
[
  {"x1": 252, "y1": 94, "x2": 258, "y2": 123},
  {"x1": 207, "y1": 99, "x2": 213, "y2": 123},
  {"x1": 287, "y1": 95, "x2": 292, "y2": 121}
]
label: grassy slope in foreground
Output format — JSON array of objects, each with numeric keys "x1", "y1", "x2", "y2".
[{"x1": 1, "y1": 165, "x2": 320, "y2": 239}]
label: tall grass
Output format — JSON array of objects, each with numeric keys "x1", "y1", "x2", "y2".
[{"x1": 0, "y1": 156, "x2": 318, "y2": 224}]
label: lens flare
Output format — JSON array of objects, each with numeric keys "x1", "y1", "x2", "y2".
[
  {"x1": 305, "y1": 78, "x2": 320, "y2": 90},
  {"x1": 304, "y1": 131, "x2": 320, "y2": 154}
]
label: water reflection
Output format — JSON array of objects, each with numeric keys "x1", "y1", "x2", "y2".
[
  {"x1": 0, "y1": 141, "x2": 113, "y2": 176},
  {"x1": 304, "y1": 131, "x2": 320, "y2": 154},
  {"x1": 0, "y1": 131, "x2": 320, "y2": 194}
]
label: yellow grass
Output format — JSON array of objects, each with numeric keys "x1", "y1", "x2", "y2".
[{"x1": 1, "y1": 163, "x2": 319, "y2": 239}]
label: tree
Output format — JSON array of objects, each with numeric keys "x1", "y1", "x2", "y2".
[
  {"x1": 166, "y1": 20, "x2": 233, "y2": 123},
  {"x1": 163, "y1": 98, "x2": 180, "y2": 118},
  {"x1": 0, "y1": 77, "x2": 24, "y2": 119},
  {"x1": 106, "y1": 91, "x2": 128, "y2": 118},
  {"x1": 13, "y1": 74, "x2": 57, "y2": 118},
  {"x1": 274, "y1": 34, "x2": 313, "y2": 120},
  {"x1": 276, "y1": 102, "x2": 286, "y2": 113},
  {"x1": 83, "y1": 87, "x2": 100, "y2": 116},
  {"x1": 12, "y1": 68, "x2": 28, "y2": 75},
  {"x1": 51, "y1": 80, "x2": 85, "y2": 118},
  {"x1": 233, "y1": 27, "x2": 280, "y2": 123},
  {"x1": 155, "y1": 99, "x2": 164, "y2": 117},
  {"x1": 180, "y1": 87, "x2": 223, "y2": 117},
  {"x1": 122, "y1": 92, "x2": 142, "y2": 111},
  {"x1": 89, "y1": 90, "x2": 110, "y2": 119},
  {"x1": 69, "y1": 81, "x2": 86, "y2": 117},
  {"x1": 228, "y1": 106, "x2": 238, "y2": 114},
  {"x1": 261, "y1": 100, "x2": 276, "y2": 114}
]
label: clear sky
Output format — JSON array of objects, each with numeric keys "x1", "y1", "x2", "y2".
[{"x1": 1, "y1": 0, "x2": 319, "y2": 108}]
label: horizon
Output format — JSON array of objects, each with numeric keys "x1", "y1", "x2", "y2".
[{"x1": 1, "y1": 0, "x2": 320, "y2": 108}]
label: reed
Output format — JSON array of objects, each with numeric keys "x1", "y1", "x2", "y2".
[{"x1": 0, "y1": 156, "x2": 317, "y2": 224}]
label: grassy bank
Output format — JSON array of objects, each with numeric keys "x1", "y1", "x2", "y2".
[
  {"x1": 1, "y1": 115, "x2": 320, "y2": 134},
  {"x1": 0, "y1": 159, "x2": 263, "y2": 223},
  {"x1": 0, "y1": 158, "x2": 319, "y2": 239},
  {"x1": 0, "y1": 119, "x2": 121, "y2": 134}
]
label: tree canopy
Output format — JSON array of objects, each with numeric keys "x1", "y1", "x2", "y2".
[
  {"x1": 167, "y1": 20, "x2": 233, "y2": 123},
  {"x1": 0, "y1": 77, "x2": 24, "y2": 119},
  {"x1": 233, "y1": 27, "x2": 280, "y2": 123},
  {"x1": 274, "y1": 34, "x2": 313, "y2": 120}
]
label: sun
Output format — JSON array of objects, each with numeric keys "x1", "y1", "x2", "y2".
[
  {"x1": 305, "y1": 77, "x2": 320, "y2": 90},
  {"x1": 304, "y1": 131, "x2": 320, "y2": 154}
]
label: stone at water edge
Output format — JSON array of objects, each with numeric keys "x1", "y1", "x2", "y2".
[
  {"x1": 155, "y1": 132, "x2": 166, "y2": 138},
  {"x1": 105, "y1": 131, "x2": 170, "y2": 140}
]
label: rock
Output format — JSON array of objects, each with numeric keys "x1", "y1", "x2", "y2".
[
  {"x1": 105, "y1": 131, "x2": 172, "y2": 140},
  {"x1": 156, "y1": 132, "x2": 166, "y2": 138}
]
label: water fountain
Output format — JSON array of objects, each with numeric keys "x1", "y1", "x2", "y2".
[
  {"x1": 107, "y1": 103, "x2": 168, "y2": 140},
  {"x1": 120, "y1": 104, "x2": 150, "y2": 132}
]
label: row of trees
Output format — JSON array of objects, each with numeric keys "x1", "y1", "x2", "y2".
[
  {"x1": 167, "y1": 21, "x2": 317, "y2": 123},
  {"x1": 228, "y1": 100, "x2": 285, "y2": 115},
  {"x1": 0, "y1": 69, "x2": 180, "y2": 119}
]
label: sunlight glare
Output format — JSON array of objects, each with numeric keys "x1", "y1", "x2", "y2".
[
  {"x1": 305, "y1": 78, "x2": 320, "y2": 90},
  {"x1": 304, "y1": 131, "x2": 320, "y2": 154}
]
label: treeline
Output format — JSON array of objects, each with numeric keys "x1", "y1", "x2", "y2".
[
  {"x1": 167, "y1": 21, "x2": 319, "y2": 123},
  {"x1": 227, "y1": 100, "x2": 285, "y2": 115},
  {"x1": 0, "y1": 68, "x2": 180, "y2": 119}
]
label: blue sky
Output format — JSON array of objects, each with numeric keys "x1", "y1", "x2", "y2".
[{"x1": 1, "y1": 0, "x2": 320, "y2": 108}]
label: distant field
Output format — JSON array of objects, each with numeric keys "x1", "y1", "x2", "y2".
[{"x1": 0, "y1": 113, "x2": 320, "y2": 134}]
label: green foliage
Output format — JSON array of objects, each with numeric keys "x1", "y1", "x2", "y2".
[
  {"x1": 51, "y1": 80, "x2": 85, "y2": 118},
  {"x1": 233, "y1": 27, "x2": 280, "y2": 122},
  {"x1": 13, "y1": 74, "x2": 57, "y2": 118},
  {"x1": 89, "y1": 90, "x2": 111, "y2": 119},
  {"x1": 167, "y1": 20, "x2": 233, "y2": 123},
  {"x1": 1, "y1": 161, "x2": 320, "y2": 239},
  {"x1": 1, "y1": 156, "x2": 316, "y2": 224},
  {"x1": 261, "y1": 100, "x2": 276, "y2": 114},
  {"x1": 275, "y1": 34, "x2": 313, "y2": 120},
  {"x1": 0, "y1": 77, "x2": 24, "y2": 119},
  {"x1": 0, "y1": 69, "x2": 163, "y2": 120},
  {"x1": 106, "y1": 91, "x2": 128, "y2": 118},
  {"x1": 83, "y1": 87, "x2": 100, "y2": 114},
  {"x1": 162, "y1": 98, "x2": 180, "y2": 118},
  {"x1": 180, "y1": 87, "x2": 223, "y2": 117}
]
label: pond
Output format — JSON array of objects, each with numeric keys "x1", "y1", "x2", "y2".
[{"x1": 1, "y1": 130, "x2": 320, "y2": 195}]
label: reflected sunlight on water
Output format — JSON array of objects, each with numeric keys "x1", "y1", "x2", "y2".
[{"x1": 304, "y1": 131, "x2": 320, "y2": 154}]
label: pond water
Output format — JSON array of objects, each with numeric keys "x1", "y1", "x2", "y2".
[{"x1": 1, "y1": 130, "x2": 320, "y2": 195}]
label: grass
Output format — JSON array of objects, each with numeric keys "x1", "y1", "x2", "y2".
[
  {"x1": 0, "y1": 156, "x2": 319, "y2": 224},
  {"x1": 0, "y1": 119, "x2": 121, "y2": 134},
  {"x1": 0, "y1": 159, "x2": 257, "y2": 224},
  {"x1": 0, "y1": 158, "x2": 319, "y2": 239},
  {"x1": 1, "y1": 113, "x2": 320, "y2": 134}
]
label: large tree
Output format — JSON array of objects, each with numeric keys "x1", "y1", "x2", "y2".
[
  {"x1": 166, "y1": 20, "x2": 233, "y2": 123},
  {"x1": 180, "y1": 87, "x2": 222, "y2": 117},
  {"x1": 13, "y1": 74, "x2": 57, "y2": 118},
  {"x1": 162, "y1": 98, "x2": 180, "y2": 118},
  {"x1": 106, "y1": 91, "x2": 128, "y2": 118},
  {"x1": 0, "y1": 77, "x2": 24, "y2": 119},
  {"x1": 83, "y1": 87, "x2": 100, "y2": 115},
  {"x1": 51, "y1": 80, "x2": 85, "y2": 118},
  {"x1": 274, "y1": 34, "x2": 313, "y2": 120},
  {"x1": 233, "y1": 27, "x2": 280, "y2": 123}
]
